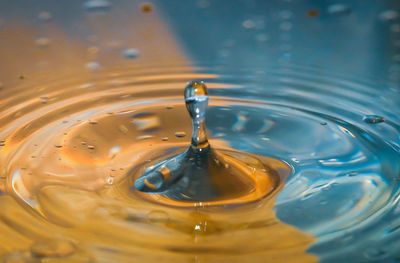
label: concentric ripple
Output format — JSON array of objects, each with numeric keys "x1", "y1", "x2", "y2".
[{"x1": 0, "y1": 64, "x2": 399, "y2": 262}]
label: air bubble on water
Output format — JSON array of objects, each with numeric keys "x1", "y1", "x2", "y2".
[
  {"x1": 137, "y1": 135, "x2": 154, "y2": 140},
  {"x1": 196, "y1": 0, "x2": 210, "y2": 9},
  {"x1": 79, "y1": 83, "x2": 94, "y2": 89},
  {"x1": 161, "y1": 137, "x2": 168, "y2": 141},
  {"x1": 131, "y1": 112, "x2": 161, "y2": 132},
  {"x1": 86, "y1": 61, "x2": 100, "y2": 71},
  {"x1": 31, "y1": 239, "x2": 75, "y2": 258},
  {"x1": 118, "y1": 124, "x2": 128, "y2": 134},
  {"x1": 363, "y1": 115, "x2": 386, "y2": 124},
  {"x1": 327, "y1": 4, "x2": 352, "y2": 16},
  {"x1": 320, "y1": 121, "x2": 327, "y2": 125},
  {"x1": 242, "y1": 19, "x2": 256, "y2": 29},
  {"x1": 87, "y1": 145, "x2": 95, "y2": 150},
  {"x1": 379, "y1": 10, "x2": 399, "y2": 21},
  {"x1": 122, "y1": 48, "x2": 140, "y2": 59},
  {"x1": 38, "y1": 11, "x2": 52, "y2": 22},
  {"x1": 146, "y1": 210, "x2": 169, "y2": 222},
  {"x1": 35, "y1": 37, "x2": 51, "y2": 48},
  {"x1": 174, "y1": 131, "x2": 186, "y2": 138},
  {"x1": 83, "y1": 0, "x2": 111, "y2": 13},
  {"x1": 107, "y1": 176, "x2": 114, "y2": 185},
  {"x1": 109, "y1": 146, "x2": 121, "y2": 158}
]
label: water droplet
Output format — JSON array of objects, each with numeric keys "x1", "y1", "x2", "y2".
[
  {"x1": 31, "y1": 239, "x2": 75, "y2": 258},
  {"x1": 122, "y1": 48, "x2": 140, "y2": 59},
  {"x1": 109, "y1": 146, "x2": 121, "y2": 158},
  {"x1": 118, "y1": 124, "x2": 128, "y2": 134},
  {"x1": 38, "y1": 11, "x2": 52, "y2": 22},
  {"x1": 327, "y1": 4, "x2": 351, "y2": 16},
  {"x1": 0, "y1": 142, "x2": 5, "y2": 147},
  {"x1": 86, "y1": 61, "x2": 100, "y2": 71},
  {"x1": 89, "y1": 120, "x2": 98, "y2": 125},
  {"x1": 242, "y1": 19, "x2": 256, "y2": 29},
  {"x1": 137, "y1": 134, "x2": 154, "y2": 140},
  {"x1": 379, "y1": 10, "x2": 399, "y2": 21},
  {"x1": 87, "y1": 145, "x2": 95, "y2": 150},
  {"x1": 165, "y1": 105, "x2": 174, "y2": 109},
  {"x1": 55, "y1": 145, "x2": 62, "y2": 148},
  {"x1": 107, "y1": 176, "x2": 114, "y2": 185},
  {"x1": 132, "y1": 112, "x2": 161, "y2": 132},
  {"x1": 140, "y1": 3, "x2": 153, "y2": 13},
  {"x1": 147, "y1": 210, "x2": 169, "y2": 222},
  {"x1": 83, "y1": 0, "x2": 111, "y2": 13},
  {"x1": 320, "y1": 122, "x2": 327, "y2": 125},
  {"x1": 40, "y1": 95, "x2": 48, "y2": 103},
  {"x1": 174, "y1": 131, "x2": 186, "y2": 138},
  {"x1": 363, "y1": 115, "x2": 386, "y2": 124},
  {"x1": 35, "y1": 37, "x2": 51, "y2": 48},
  {"x1": 161, "y1": 137, "x2": 168, "y2": 141}
]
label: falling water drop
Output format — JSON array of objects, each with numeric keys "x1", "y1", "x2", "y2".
[
  {"x1": 133, "y1": 80, "x2": 289, "y2": 206},
  {"x1": 363, "y1": 115, "x2": 386, "y2": 124}
]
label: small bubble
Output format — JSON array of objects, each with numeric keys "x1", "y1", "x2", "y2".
[
  {"x1": 132, "y1": 112, "x2": 161, "y2": 132},
  {"x1": 55, "y1": 145, "x2": 63, "y2": 148},
  {"x1": 174, "y1": 131, "x2": 186, "y2": 138},
  {"x1": 83, "y1": 0, "x2": 111, "y2": 13},
  {"x1": 165, "y1": 105, "x2": 174, "y2": 109},
  {"x1": 161, "y1": 137, "x2": 168, "y2": 141},
  {"x1": 86, "y1": 61, "x2": 100, "y2": 71},
  {"x1": 119, "y1": 124, "x2": 129, "y2": 134},
  {"x1": 107, "y1": 176, "x2": 114, "y2": 185},
  {"x1": 147, "y1": 210, "x2": 169, "y2": 222},
  {"x1": 379, "y1": 10, "x2": 399, "y2": 21},
  {"x1": 89, "y1": 120, "x2": 98, "y2": 125},
  {"x1": 109, "y1": 146, "x2": 121, "y2": 158},
  {"x1": 35, "y1": 37, "x2": 51, "y2": 48},
  {"x1": 196, "y1": 0, "x2": 210, "y2": 9},
  {"x1": 137, "y1": 134, "x2": 154, "y2": 140},
  {"x1": 122, "y1": 48, "x2": 140, "y2": 59},
  {"x1": 87, "y1": 145, "x2": 95, "y2": 149},
  {"x1": 40, "y1": 95, "x2": 48, "y2": 103},
  {"x1": 81, "y1": 141, "x2": 87, "y2": 145},
  {"x1": 140, "y1": 3, "x2": 153, "y2": 13},
  {"x1": 0, "y1": 142, "x2": 5, "y2": 147},
  {"x1": 363, "y1": 115, "x2": 386, "y2": 124},
  {"x1": 320, "y1": 122, "x2": 327, "y2": 125},
  {"x1": 327, "y1": 4, "x2": 352, "y2": 16},
  {"x1": 31, "y1": 239, "x2": 75, "y2": 258},
  {"x1": 242, "y1": 19, "x2": 256, "y2": 29},
  {"x1": 38, "y1": 11, "x2": 52, "y2": 22}
]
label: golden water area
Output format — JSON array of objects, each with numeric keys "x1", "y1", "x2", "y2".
[{"x1": 0, "y1": 3, "x2": 316, "y2": 262}]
